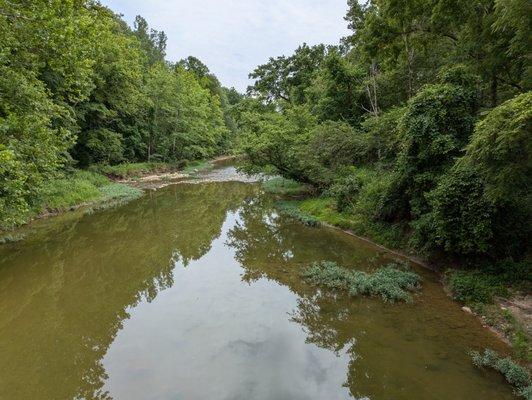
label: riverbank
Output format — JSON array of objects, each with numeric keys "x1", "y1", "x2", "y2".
[
  {"x1": 0, "y1": 157, "x2": 233, "y2": 240},
  {"x1": 264, "y1": 177, "x2": 531, "y2": 366}
]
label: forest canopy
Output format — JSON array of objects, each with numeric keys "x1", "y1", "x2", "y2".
[
  {"x1": 235, "y1": 0, "x2": 531, "y2": 265},
  {"x1": 0, "y1": 0, "x2": 241, "y2": 227}
]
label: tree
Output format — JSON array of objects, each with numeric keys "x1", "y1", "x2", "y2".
[
  {"x1": 248, "y1": 43, "x2": 327, "y2": 105},
  {"x1": 466, "y1": 92, "x2": 532, "y2": 201}
]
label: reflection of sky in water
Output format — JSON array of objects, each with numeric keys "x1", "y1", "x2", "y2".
[
  {"x1": 103, "y1": 213, "x2": 353, "y2": 400},
  {"x1": 0, "y1": 169, "x2": 514, "y2": 400}
]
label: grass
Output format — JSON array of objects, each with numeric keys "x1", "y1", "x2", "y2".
[
  {"x1": 445, "y1": 270, "x2": 510, "y2": 305},
  {"x1": 89, "y1": 162, "x2": 172, "y2": 179},
  {"x1": 297, "y1": 197, "x2": 406, "y2": 249},
  {"x1": 181, "y1": 160, "x2": 212, "y2": 174},
  {"x1": 446, "y1": 267, "x2": 532, "y2": 361},
  {"x1": 262, "y1": 177, "x2": 311, "y2": 196},
  {"x1": 471, "y1": 349, "x2": 531, "y2": 398},
  {"x1": 275, "y1": 201, "x2": 320, "y2": 227},
  {"x1": 37, "y1": 171, "x2": 108, "y2": 212},
  {"x1": 302, "y1": 261, "x2": 421, "y2": 303},
  {"x1": 36, "y1": 170, "x2": 143, "y2": 215}
]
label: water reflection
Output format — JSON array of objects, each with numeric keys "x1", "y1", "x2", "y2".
[
  {"x1": 0, "y1": 175, "x2": 514, "y2": 400},
  {"x1": 0, "y1": 182, "x2": 257, "y2": 400},
  {"x1": 225, "y1": 194, "x2": 514, "y2": 399}
]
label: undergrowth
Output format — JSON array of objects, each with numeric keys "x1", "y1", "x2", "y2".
[
  {"x1": 89, "y1": 162, "x2": 172, "y2": 179},
  {"x1": 35, "y1": 171, "x2": 143, "y2": 218},
  {"x1": 445, "y1": 263, "x2": 531, "y2": 361},
  {"x1": 302, "y1": 261, "x2": 421, "y2": 303},
  {"x1": 181, "y1": 160, "x2": 212, "y2": 174},
  {"x1": 297, "y1": 197, "x2": 406, "y2": 249}
]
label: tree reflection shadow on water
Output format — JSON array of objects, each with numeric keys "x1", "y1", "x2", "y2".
[
  {"x1": 225, "y1": 193, "x2": 514, "y2": 400},
  {"x1": 0, "y1": 182, "x2": 257, "y2": 400},
  {"x1": 0, "y1": 178, "x2": 514, "y2": 400}
]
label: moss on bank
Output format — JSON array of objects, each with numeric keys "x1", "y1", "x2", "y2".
[{"x1": 35, "y1": 171, "x2": 143, "y2": 217}]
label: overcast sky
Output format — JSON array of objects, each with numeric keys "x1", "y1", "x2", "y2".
[{"x1": 100, "y1": 0, "x2": 350, "y2": 92}]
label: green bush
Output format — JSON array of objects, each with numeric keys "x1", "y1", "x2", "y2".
[
  {"x1": 302, "y1": 261, "x2": 421, "y2": 303},
  {"x1": 466, "y1": 92, "x2": 531, "y2": 202},
  {"x1": 445, "y1": 270, "x2": 509, "y2": 305},
  {"x1": 471, "y1": 349, "x2": 531, "y2": 398},
  {"x1": 379, "y1": 82, "x2": 477, "y2": 221},
  {"x1": 327, "y1": 170, "x2": 362, "y2": 212},
  {"x1": 411, "y1": 163, "x2": 495, "y2": 256},
  {"x1": 0, "y1": 147, "x2": 30, "y2": 229}
]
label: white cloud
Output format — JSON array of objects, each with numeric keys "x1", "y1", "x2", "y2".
[{"x1": 101, "y1": 0, "x2": 350, "y2": 91}]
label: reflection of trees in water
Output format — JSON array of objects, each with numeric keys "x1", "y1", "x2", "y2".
[
  {"x1": 0, "y1": 182, "x2": 255, "y2": 400},
  {"x1": 227, "y1": 196, "x2": 366, "y2": 398}
]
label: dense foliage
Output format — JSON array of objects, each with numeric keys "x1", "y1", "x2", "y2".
[
  {"x1": 0, "y1": 1, "x2": 238, "y2": 229},
  {"x1": 236, "y1": 0, "x2": 531, "y2": 268}
]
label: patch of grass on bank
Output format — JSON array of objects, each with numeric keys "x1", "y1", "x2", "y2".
[
  {"x1": 263, "y1": 177, "x2": 310, "y2": 196},
  {"x1": 275, "y1": 201, "x2": 320, "y2": 227},
  {"x1": 37, "y1": 170, "x2": 108, "y2": 212},
  {"x1": 98, "y1": 183, "x2": 143, "y2": 203},
  {"x1": 446, "y1": 270, "x2": 510, "y2": 305},
  {"x1": 302, "y1": 261, "x2": 421, "y2": 303},
  {"x1": 471, "y1": 349, "x2": 531, "y2": 398},
  {"x1": 36, "y1": 170, "x2": 143, "y2": 215},
  {"x1": 182, "y1": 160, "x2": 212, "y2": 174},
  {"x1": 89, "y1": 162, "x2": 172, "y2": 179},
  {"x1": 297, "y1": 197, "x2": 406, "y2": 249},
  {"x1": 446, "y1": 264, "x2": 532, "y2": 361}
]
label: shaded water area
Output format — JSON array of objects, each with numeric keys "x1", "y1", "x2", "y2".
[{"x1": 0, "y1": 165, "x2": 515, "y2": 399}]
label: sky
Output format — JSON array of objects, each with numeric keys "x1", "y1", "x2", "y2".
[{"x1": 100, "y1": 0, "x2": 350, "y2": 92}]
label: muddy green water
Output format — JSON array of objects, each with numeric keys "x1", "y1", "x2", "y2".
[{"x1": 0, "y1": 166, "x2": 514, "y2": 400}]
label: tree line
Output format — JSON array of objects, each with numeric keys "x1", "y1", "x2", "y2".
[
  {"x1": 0, "y1": 0, "x2": 242, "y2": 227},
  {"x1": 235, "y1": 0, "x2": 531, "y2": 265}
]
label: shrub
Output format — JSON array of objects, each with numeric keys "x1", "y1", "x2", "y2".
[
  {"x1": 302, "y1": 261, "x2": 421, "y2": 303},
  {"x1": 379, "y1": 82, "x2": 477, "y2": 221},
  {"x1": 445, "y1": 270, "x2": 509, "y2": 305},
  {"x1": 327, "y1": 170, "x2": 362, "y2": 212},
  {"x1": 470, "y1": 349, "x2": 531, "y2": 398},
  {"x1": 411, "y1": 163, "x2": 495, "y2": 256},
  {"x1": 466, "y1": 92, "x2": 531, "y2": 202}
]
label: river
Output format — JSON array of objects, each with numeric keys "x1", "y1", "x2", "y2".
[{"x1": 0, "y1": 165, "x2": 515, "y2": 399}]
